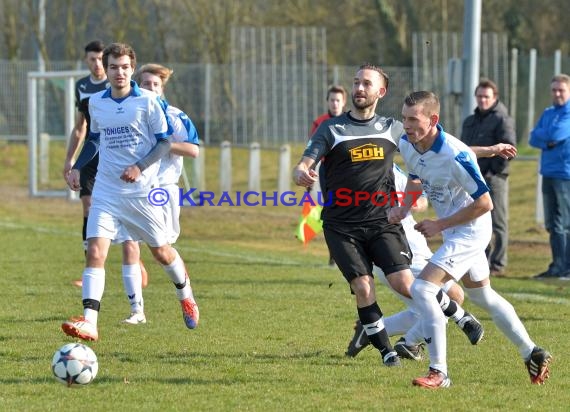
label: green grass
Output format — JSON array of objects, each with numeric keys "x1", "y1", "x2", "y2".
[{"x1": 1, "y1": 142, "x2": 569, "y2": 411}]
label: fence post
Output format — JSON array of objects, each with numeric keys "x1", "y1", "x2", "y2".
[
  {"x1": 220, "y1": 141, "x2": 232, "y2": 192},
  {"x1": 248, "y1": 142, "x2": 261, "y2": 191},
  {"x1": 277, "y1": 144, "x2": 291, "y2": 193}
]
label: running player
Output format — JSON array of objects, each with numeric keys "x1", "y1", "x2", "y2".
[
  {"x1": 392, "y1": 90, "x2": 551, "y2": 388},
  {"x1": 62, "y1": 43, "x2": 199, "y2": 341},
  {"x1": 120, "y1": 63, "x2": 200, "y2": 325},
  {"x1": 345, "y1": 163, "x2": 483, "y2": 358},
  {"x1": 62, "y1": 40, "x2": 148, "y2": 289}
]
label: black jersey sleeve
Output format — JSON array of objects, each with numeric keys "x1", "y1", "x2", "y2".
[{"x1": 302, "y1": 123, "x2": 333, "y2": 161}]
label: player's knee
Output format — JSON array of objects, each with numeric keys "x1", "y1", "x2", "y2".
[{"x1": 151, "y1": 245, "x2": 175, "y2": 265}]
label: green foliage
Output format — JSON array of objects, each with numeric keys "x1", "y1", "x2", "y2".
[{"x1": 1, "y1": 143, "x2": 569, "y2": 410}]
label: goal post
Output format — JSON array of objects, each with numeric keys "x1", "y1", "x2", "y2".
[{"x1": 27, "y1": 70, "x2": 88, "y2": 198}]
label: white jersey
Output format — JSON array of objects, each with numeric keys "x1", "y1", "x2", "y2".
[
  {"x1": 158, "y1": 103, "x2": 199, "y2": 186},
  {"x1": 392, "y1": 163, "x2": 432, "y2": 262},
  {"x1": 398, "y1": 125, "x2": 492, "y2": 239},
  {"x1": 88, "y1": 81, "x2": 169, "y2": 197}
]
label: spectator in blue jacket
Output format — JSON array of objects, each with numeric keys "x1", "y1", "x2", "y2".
[{"x1": 529, "y1": 73, "x2": 570, "y2": 279}]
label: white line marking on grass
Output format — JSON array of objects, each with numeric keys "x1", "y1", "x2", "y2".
[
  {"x1": 507, "y1": 293, "x2": 569, "y2": 305},
  {"x1": 0, "y1": 220, "x2": 308, "y2": 267}
]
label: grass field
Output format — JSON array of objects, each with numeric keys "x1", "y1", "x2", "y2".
[{"x1": 1, "y1": 142, "x2": 570, "y2": 411}]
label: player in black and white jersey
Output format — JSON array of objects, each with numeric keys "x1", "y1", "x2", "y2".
[
  {"x1": 294, "y1": 64, "x2": 480, "y2": 367},
  {"x1": 293, "y1": 64, "x2": 412, "y2": 367}
]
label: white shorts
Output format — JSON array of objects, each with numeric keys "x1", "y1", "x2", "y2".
[
  {"x1": 87, "y1": 196, "x2": 168, "y2": 247},
  {"x1": 429, "y1": 231, "x2": 491, "y2": 282},
  {"x1": 162, "y1": 184, "x2": 181, "y2": 244}
]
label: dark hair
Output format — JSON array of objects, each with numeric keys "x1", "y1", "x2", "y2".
[
  {"x1": 358, "y1": 63, "x2": 390, "y2": 90},
  {"x1": 475, "y1": 78, "x2": 499, "y2": 97},
  {"x1": 84, "y1": 40, "x2": 105, "y2": 55},
  {"x1": 326, "y1": 85, "x2": 347, "y2": 101},
  {"x1": 102, "y1": 42, "x2": 137, "y2": 69},
  {"x1": 404, "y1": 91, "x2": 440, "y2": 115}
]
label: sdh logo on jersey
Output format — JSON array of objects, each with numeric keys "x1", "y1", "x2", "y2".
[{"x1": 349, "y1": 143, "x2": 384, "y2": 162}]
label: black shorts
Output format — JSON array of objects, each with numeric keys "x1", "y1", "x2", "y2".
[
  {"x1": 323, "y1": 222, "x2": 411, "y2": 283},
  {"x1": 79, "y1": 154, "x2": 98, "y2": 198}
]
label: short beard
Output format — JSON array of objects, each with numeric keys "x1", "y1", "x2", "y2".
[{"x1": 352, "y1": 96, "x2": 375, "y2": 111}]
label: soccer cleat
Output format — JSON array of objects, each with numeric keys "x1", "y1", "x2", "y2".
[
  {"x1": 394, "y1": 337, "x2": 424, "y2": 361},
  {"x1": 122, "y1": 312, "x2": 147, "y2": 325},
  {"x1": 457, "y1": 312, "x2": 484, "y2": 345},
  {"x1": 382, "y1": 351, "x2": 401, "y2": 367},
  {"x1": 525, "y1": 347, "x2": 552, "y2": 385},
  {"x1": 61, "y1": 316, "x2": 99, "y2": 341},
  {"x1": 180, "y1": 298, "x2": 199, "y2": 329},
  {"x1": 345, "y1": 320, "x2": 370, "y2": 357},
  {"x1": 413, "y1": 368, "x2": 452, "y2": 389}
]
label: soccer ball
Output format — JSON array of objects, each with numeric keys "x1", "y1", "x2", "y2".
[{"x1": 51, "y1": 343, "x2": 98, "y2": 387}]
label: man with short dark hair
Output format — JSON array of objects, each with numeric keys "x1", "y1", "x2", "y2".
[{"x1": 461, "y1": 78, "x2": 516, "y2": 276}]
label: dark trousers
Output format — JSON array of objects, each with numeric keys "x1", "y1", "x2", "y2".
[{"x1": 486, "y1": 174, "x2": 508, "y2": 270}]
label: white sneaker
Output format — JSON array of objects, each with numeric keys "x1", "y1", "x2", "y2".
[{"x1": 122, "y1": 312, "x2": 147, "y2": 325}]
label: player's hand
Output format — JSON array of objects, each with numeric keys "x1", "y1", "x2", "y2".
[
  {"x1": 493, "y1": 143, "x2": 517, "y2": 159},
  {"x1": 388, "y1": 206, "x2": 407, "y2": 224},
  {"x1": 121, "y1": 165, "x2": 142, "y2": 183},
  {"x1": 293, "y1": 167, "x2": 318, "y2": 188},
  {"x1": 65, "y1": 169, "x2": 81, "y2": 191},
  {"x1": 63, "y1": 160, "x2": 73, "y2": 180},
  {"x1": 414, "y1": 219, "x2": 442, "y2": 238}
]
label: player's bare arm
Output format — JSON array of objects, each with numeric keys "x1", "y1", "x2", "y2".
[
  {"x1": 470, "y1": 143, "x2": 517, "y2": 159},
  {"x1": 170, "y1": 142, "x2": 199, "y2": 158},
  {"x1": 293, "y1": 156, "x2": 318, "y2": 188},
  {"x1": 415, "y1": 192, "x2": 493, "y2": 238},
  {"x1": 388, "y1": 178, "x2": 423, "y2": 223},
  {"x1": 63, "y1": 112, "x2": 87, "y2": 178}
]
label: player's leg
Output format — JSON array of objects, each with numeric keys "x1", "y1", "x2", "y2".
[
  {"x1": 62, "y1": 235, "x2": 111, "y2": 341},
  {"x1": 463, "y1": 269, "x2": 552, "y2": 385},
  {"x1": 149, "y1": 244, "x2": 199, "y2": 329},
  {"x1": 120, "y1": 196, "x2": 200, "y2": 330},
  {"x1": 121, "y1": 240, "x2": 146, "y2": 324},
  {"x1": 410, "y1": 263, "x2": 451, "y2": 388},
  {"x1": 325, "y1": 225, "x2": 400, "y2": 366}
]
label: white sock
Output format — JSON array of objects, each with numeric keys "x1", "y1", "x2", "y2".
[
  {"x1": 122, "y1": 264, "x2": 144, "y2": 313},
  {"x1": 82, "y1": 267, "x2": 105, "y2": 325},
  {"x1": 411, "y1": 279, "x2": 448, "y2": 375},
  {"x1": 467, "y1": 285, "x2": 535, "y2": 359},
  {"x1": 403, "y1": 319, "x2": 422, "y2": 345},
  {"x1": 162, "y1": 250, "x2": 194, "y2": 301},
  {"x1": 384, "y1": 309, "x2": 419, "y2": 336}
]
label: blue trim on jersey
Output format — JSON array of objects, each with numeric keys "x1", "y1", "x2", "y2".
[
  {"x1": 409, "y1": 173, "x2": 420, "y2": 180},
  {"x1": 429, "y1": 124, "x2": 445, "y2": 153},
  {"x1": 455, "y1": 151, "x2": 489, "y2": 199},
  {"x1": 179, "y1": 113, "x2": 200, "y2": 144},
  {"x1": 101, "y1": 80, "x2": 143, "y2": 101}
]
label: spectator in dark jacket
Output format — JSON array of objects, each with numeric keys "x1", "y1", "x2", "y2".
[{"x1": 461, "y1": 78, "x2": 517, "y2": 276}]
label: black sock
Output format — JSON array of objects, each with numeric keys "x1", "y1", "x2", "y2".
[
  {"x1": 436, "y1": 290, "x2": 464, "y2": 322},
  {"x1": 82, "y1": 216, "x2": 88, "y2": 242},
  {"x1": 357, "y1": 302, "x2": 393, "y2": 357}
]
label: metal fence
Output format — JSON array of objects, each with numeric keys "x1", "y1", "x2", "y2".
[{"x1": 2, "y1": 36, "x2": 570, "y2": 147}]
